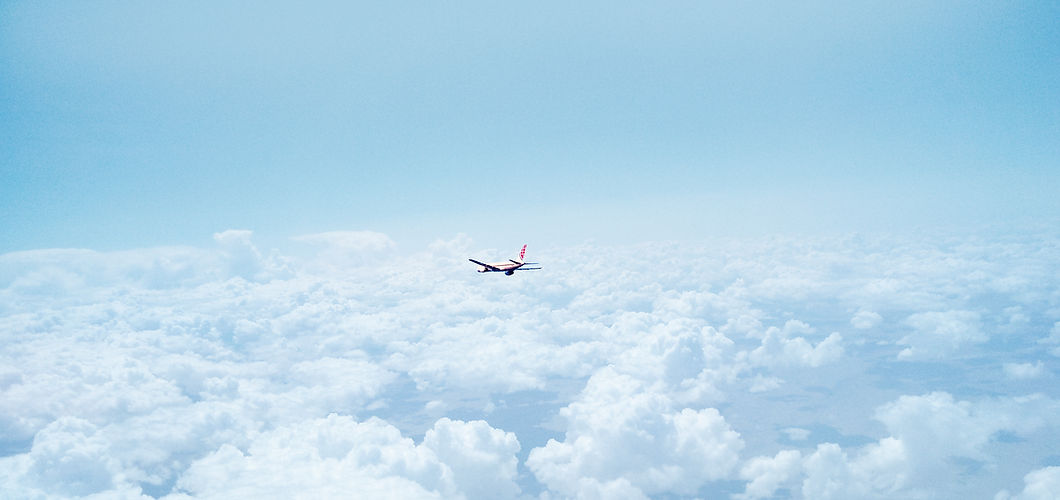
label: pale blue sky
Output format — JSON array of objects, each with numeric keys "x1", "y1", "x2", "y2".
[{"x1": 2, "y1": 1, "x2": 1057, "y2": 251}]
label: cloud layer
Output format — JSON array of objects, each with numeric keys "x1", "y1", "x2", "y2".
[{"x1": 1, "y1": 230, "x2": 1058, "y2": 498}]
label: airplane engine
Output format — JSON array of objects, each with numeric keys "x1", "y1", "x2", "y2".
[{"x1": 505, "y1": 270, "x2": 514, "y2": 276}]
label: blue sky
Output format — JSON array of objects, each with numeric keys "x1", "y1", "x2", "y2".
[
  {"x1": 3, "y1": 1, "x2": 1057, "y2": 251},
  {"x1": 3, "y1": 3, "x2": 1060, "y2": 499}
]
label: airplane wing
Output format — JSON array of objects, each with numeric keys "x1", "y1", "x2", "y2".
[
  {"x1": 468, "y1": 258, "x2": 502, "y2": 272},
  {"x1": 513, "y1": 267, "x2": 541, "y2": 271}
]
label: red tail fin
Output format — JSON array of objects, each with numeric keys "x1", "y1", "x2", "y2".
[{"x1": 519, "y1": 244, "x2": 526, "y2": 262}]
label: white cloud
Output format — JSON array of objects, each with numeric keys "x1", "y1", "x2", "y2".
[
  {"x1": 733, "y1": 390, "x2": 1060, "y2": 499},
  {"x1": 25, "y1": 417, "x2": 123, "y2": 496},
  {"x1": 2, "y1": 229, "x2": 1058, "y2": 498},
  {"x1": 850, "y1": 310, "x2": 882, "y2": 330},
  {"x1": 171, "y1": 414, "x2": 520, "y2": 499},
  {"x1": 898, "y1": 310, "x2": 986, "y2": 359},
  {"x1": 995, "y1": 466, "x2": 1060, "y2": 500},
  {"x1": 874, "y1": 392, "x2": 1057, "y2": 462},
  {"x1": 422, "y1": 418, "x2": 521, "y2": 500},
  {"x1": 213, "y1": 229, "x2": 289, "y2": 282},
  {"x1": 526, "y1": 367, "x2": 743, "y2": 498},
  {"x1": 1004, "y1": 361, "x2": 1046, "y2": 380},
  {"x1": 749, "y1": 321, "x2": 844, "y2": 368},
  {"x1": 799, "y1": 437, "x2": 908, "y2": 499},
  {"x1": 782, "y1": 427, "x2": 811, "y2": 441},
  {"x1": 737, "y1": 449, "x2": 802, "y2": 499},
  {"x1": 172, "y1": 415, "x2": 452, "y2": 499}
]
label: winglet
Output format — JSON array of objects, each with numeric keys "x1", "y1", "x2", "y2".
[{"x1": 519, "y1": 244, "x2": 527, "y2": 262}]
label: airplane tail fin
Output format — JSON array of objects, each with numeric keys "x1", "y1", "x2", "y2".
[{"x1": 519, "y1": 244, "x2": 526, "y2": 262}]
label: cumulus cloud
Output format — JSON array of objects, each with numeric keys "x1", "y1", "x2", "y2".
[
  {"x1": 876, "y1": 392, "x2": 1015, "y2": 463},
  {"x1": 898, "y1": 310, "x2": 986, "y2": 359},
  {"x1": 172, "y1": 415, "x2": 459, "y2": 499},
  {"x1": 158, "y1": 415, "x2": 521, "y2": 500},
  {"x1": 749, "y1": 320, "x2": 844, "y2": 368},
  {"x1": 799, "y1": 438, "x2": 909, "y2": 499},
  {"x1": 995, "y1": 466, "x2": 1060, "y2": 500},
  {"x1": 422, "y1": 418, "x2": 521, "y2": 500},
  {"x1": 850, "y1": 310, "x2": 882, "y2": 329},
  {"x1": 737, "y1": 391, "x2": 1060, "y2": 499},
  {"x1": 526, "y1": 367, "x2": 743, "y2": 498},
  {"x1": 737, "y1": 449, "x2": 802, "y2": 499},
  {"x1": 24, "y1": 417, "x2": 123, "y2": 496},
  {"x1": 1, "y1": 229, "x2": 1057, "y2": 498},
  {"x1": 213, "y1": 230, "x2": 269, "y2": 281}
]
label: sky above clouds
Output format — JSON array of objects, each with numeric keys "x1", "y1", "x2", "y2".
[
  {"x1": 2, "y1": 1, "x2": 1060, "y2": 499},
  {"x1": 2, "y1": 1, "x2": 1058, "y2": 250}
]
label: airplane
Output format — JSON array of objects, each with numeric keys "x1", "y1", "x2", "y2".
[{"x1": 469, "y1": 244, "x2": 541, "y2": 275}]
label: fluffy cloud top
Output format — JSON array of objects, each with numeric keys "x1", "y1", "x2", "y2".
[
  {"x1": 527, "y1": 367, "x2": 744, "y2": 498},
  {"x1": 170, "y1": 415, "x2": 518, "y2": 500}
]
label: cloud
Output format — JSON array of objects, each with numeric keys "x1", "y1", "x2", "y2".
[
  {"x1": 850, "y1": 310, "x2": 882, "y2": 329},
  {"x1": 995, "y1": 466, "x2": 1060, "y2": 500},
  {"x1": 876, "y1": 392, "x2": 1008, "y2": 462},
  {"x1": 172, "y1": 415, "x2": 453, "y2": 499},
  {"x1": 898, "y1": 310, "x2": 985, "y2": 360},
  {"x1": 1039, "y1": 322, "x2": 1060, "y2": 357},
  {"x1": 526, "y1": 367, "x2": 743, "y2": 498},
  {"x1": 213, "y1": 230, "x2": 270, "y2": 281},
  {"x1": 1004, "y1": 361, "x2": 1046, "y2": 380},
  {"x1": 171, "y1": 414, "x2": 519, "y2": 499},
  {"x1": 24, "y1": 417, "x2": 122, "y2": 497},
  {"x1": 749, "y1": 321, "x2": 844, "y2": 368},
  {"x1": 737, "y1": 391, "x2": 1060, "y2": 499},
  {"x1": 422, "y1": 418, "x2": 521, "y2": 500},
  {"x1": 737, "y1": 449, "x2": 802, "y2": 499},
  {"x1": 749, "y1": 375, "x2": 783, "y2": 393},
  {"x1": 0, "y1": 247, "x2": 212, "y2": 295},
  {"x1": 782, "y1": 427, "x2": 811, "y2": 441},
  {"x1": 0, "y1": 230, "x2": 289, "y2": 299},
  {"x1": 1, "y1": 228, "x2": 1057, "y2": 498},
  {"x1": 799, "y1": 438, "x2": 909, "y2": 499}
]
